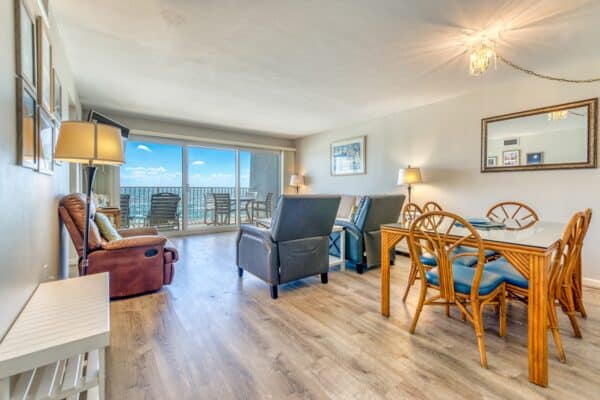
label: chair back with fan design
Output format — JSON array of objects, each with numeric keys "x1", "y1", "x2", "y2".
[
  {"x1": 402, "y1": 203, "x2": 423, "y2": 225},
  {"x1": 422, "y1": 201, "x2": 442, "y2": 213},
  {"x1": 409, "y1": 211, "x2": 486, "y2": 300},
  {"x1": 486, "y1": 201, "x2": 539, "y2": 231}
]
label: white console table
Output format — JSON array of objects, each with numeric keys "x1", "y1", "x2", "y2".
[
  {"x1": 328, "y1": 225, "x2": 346, "y2": 271},
  {"x1": 0, "y1": 273, "x2": 110, "y2": 400}
]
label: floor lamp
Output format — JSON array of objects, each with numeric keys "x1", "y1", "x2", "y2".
[
  {"x1": 397, "y1": 165, "x2": 422, "y2": 204},
  {"x1": 54, "y1": 121, "x2": 125, "y2": 275}
]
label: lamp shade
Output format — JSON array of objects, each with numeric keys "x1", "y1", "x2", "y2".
[
  {"x1": 290, "y1": 174, "x2": 304, "y2": 186},
  {"x1": 54, "y1": 121, "x2": 125, "y2": 165},
  {"x1": 397, "y1": 166, "x2": 422, "y2": 185}
]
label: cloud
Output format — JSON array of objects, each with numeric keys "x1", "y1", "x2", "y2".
[
  {"x1": 124, "y1": 166, "x2": 168, "y2": 176},
  {"x1": 191, "y1": 160, "x2": 205, "y2": 165},
  {"x1": 136, "y1": 144, "x2": 152, "y2": 152}
]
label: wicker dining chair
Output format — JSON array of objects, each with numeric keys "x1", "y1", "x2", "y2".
[
  {"x1": 572, "y1": 208, "x2": 592, "y2": 319},
  {"x1": 422, "y1": 201, "x2": 442, "y2": 213},
  {"x1": 400, "y1": 203, "x2": 424, "y2": 302},
  {"x1": 402, "y1": 202, "x2": 423, "y2": 225},
  {"x1": 486, "y1": 201, "x2": 539, "y2": 231},
  {"x1": 212, "y1": 193, "x2": 232, "y2": 225},
  {"x1": 408, "y1": 211, "x2": 506, "y2": 368},
  {"x1": 485, "y1": 211, "x2": 588, "y2": 362}
]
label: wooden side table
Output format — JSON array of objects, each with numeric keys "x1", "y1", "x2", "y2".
[
  {"x1": 97, "y1": 207, "x2": 121, "y2": 228},
  {"x1": 0, "y1": 273, "x2": 110, "y2": 399}
]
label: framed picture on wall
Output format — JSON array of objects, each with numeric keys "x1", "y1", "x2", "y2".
[
  {"x1": 486, "y1": 156, "x2": 497, "y2": 167},
  {"x1": 503, "y1": 150, "x2": 520, "y2": 166},
  {"x1": 526, "y1": 152, "x2": 544, "y2": 165},
  {"x1": 17, "y1": 79, "x2": 38, "y2": 169},
  {"x1": 53, "y1": 69, "x2": 62, "y2": 120},
  {"x1": 37, "y1": 16, "x2": 52, "y2": 112},
  {"x1": 330, "y1": 136, "x2": 366, "y2": 176},
  {"x1": 15, "y1": 0, "x2": 37, "y2": 91},
  {"x1": 38, "y1": 106, "x2": 54, "y2": 174}
]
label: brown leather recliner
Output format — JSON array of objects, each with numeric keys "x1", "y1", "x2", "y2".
[{"x1": 59, "y1": 193, "x2": 178, "y2": 298}]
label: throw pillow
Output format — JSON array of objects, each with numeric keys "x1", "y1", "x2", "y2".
[{"x1": 95, "y1": 212, "x2": 122, "y2": 242}]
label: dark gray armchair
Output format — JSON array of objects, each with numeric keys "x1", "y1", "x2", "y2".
[{"x1": 236, "y1": 195, "x2": 341, "y2": 299}]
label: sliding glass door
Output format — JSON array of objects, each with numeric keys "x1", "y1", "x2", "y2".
[
  {"x1": 119, "y1": 138, "x2": 282, "y2": 233},
  {"x1": 186, "y1": 146, "x2": 237, "y2": 229},
  {"x1": 120, "y1": 141, "x2": 184, "y2": 231}
]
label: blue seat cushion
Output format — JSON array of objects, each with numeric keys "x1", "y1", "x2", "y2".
[
  {"x1": 420, "y1": 253, "x2": 438, "y2": 266},
  {"x1": 425, "y1": 263, "x2": 505, "y2": 296},
  {"x1": 484, "y1": 259, "x2": 528, "y2": 289},
  {"x1": 420, "y1": 247, "x2": 497, "y2": 268},
  {"x1": 453, "y1": 246, "x2": 498, "y2": 267}
]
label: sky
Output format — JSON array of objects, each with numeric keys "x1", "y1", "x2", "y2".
[{"x1": 120, "y1": 141, "x2": 250, "y2": 187}]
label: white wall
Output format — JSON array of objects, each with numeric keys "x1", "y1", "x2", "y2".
[
  {"x1": 296, "y1": 75, "x2": 600, "y2": 281},
  {"x1": 0, "y1": 0, "x2": 80, "y2": 338}
]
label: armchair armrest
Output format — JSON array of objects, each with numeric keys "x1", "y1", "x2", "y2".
[
  {"x1": 334, "y1": 219, "x2": 361, "y2": 239},
  {"x1": 239, "y1": 224, "x2": 273, "y2": 242},
  {"x1": 102, "y1": 235, "x2": 167, "y2": 250},
  {"x1": 118, "y1": 227, "x2": 159, "y2": 237}
]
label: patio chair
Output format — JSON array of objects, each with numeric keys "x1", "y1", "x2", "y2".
[
  {"x1": 212, "y1": 193, "x2": 232, "y2": 225},
  {"x1": 203, "y1": 192, "x2": 215, "y2": 224},
  {"x1": 252, "y1": 192, "x2": 274, "y2": 219},
  {"x1": 120, "y1": 193, "x2": 130, "y2": 228},
  {"x1": 145, "y1": 192, "x2": 181, "y2": 230}
]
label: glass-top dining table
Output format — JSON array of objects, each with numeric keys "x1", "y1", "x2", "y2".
[{"x1": 380, "y1": 220, "x2": 566, "y2": 387}]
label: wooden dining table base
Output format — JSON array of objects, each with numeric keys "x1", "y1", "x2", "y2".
[{"x1": 380, "y1": 227, "x2": 557, "y2": 387}]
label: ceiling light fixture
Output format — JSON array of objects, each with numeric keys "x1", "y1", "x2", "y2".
[
  {"x1": 547, "y1": 110, "x2": 568, "y2": 121},
  {"x1": 466, "y1": 31, "x2": 600, "y2": 83},
  {"x1": 468, "y1": 37, "x2": 496, "y2": 76}
]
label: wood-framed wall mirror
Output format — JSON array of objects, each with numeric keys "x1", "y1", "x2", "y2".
[{"x1": 481, "y1": 98, "x2": 597, "y2": 172}]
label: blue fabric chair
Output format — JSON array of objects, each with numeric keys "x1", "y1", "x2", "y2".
[{"x1": 329, "y1": 195, "x2": 405, "y2": 274}]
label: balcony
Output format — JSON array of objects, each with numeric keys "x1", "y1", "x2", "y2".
[{"x1": 120, "y1": 186, "x2": 273, "y2": 230}]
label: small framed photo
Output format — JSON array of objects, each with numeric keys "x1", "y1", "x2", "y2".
[
  {"x1": 503, "y1": 150, "x2": 520, "y2": 167},
  {"x1": 38, "y1": 106, "x2": 54, "y2": 174},
  {"x1": 17, "y1": 79, "x2": 38, "y2": 169},
  {"x1": 53, "y1": 69, "x2": 62, "y2": 120},
  {"x1": 15, "y1": 0, "x2": 37, "y2": 90},
  {"x1": 37, "y1": 16, "x2": 52, "y2": 112},
  {"x1": 486, "y1": 156, "x2": 497, "y2": 167},
  {"x1": 526, "y1": 152, "x2": 544, "y2": 165},
  {"x1": 331, "y1": 136, "x2": 366, "y2": 176}
]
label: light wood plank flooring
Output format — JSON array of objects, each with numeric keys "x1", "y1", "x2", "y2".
[{"x1": 107, "y1": 233, "x2": 600, "y2": 399}]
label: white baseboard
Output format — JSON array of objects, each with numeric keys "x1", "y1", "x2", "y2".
[{"x1": 583, "y1": 278, "x2": 600, "y2": 290}]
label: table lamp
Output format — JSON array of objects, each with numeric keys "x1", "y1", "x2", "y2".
[
  {"x1": 397, "y1": 165, "x2": 422, "y2": 204},
  {"x1": 289, "y1": 174, "x2": 304, "y2": 194},
  {"x1": 54, "y1": 121, "x2": 125, "y2": 274}
]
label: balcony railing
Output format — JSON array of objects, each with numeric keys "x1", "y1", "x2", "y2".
[{"x1": 120, "y1": 186, "x2": 254, "y2": 229}]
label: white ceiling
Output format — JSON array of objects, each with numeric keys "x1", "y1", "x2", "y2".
[{"x1": 52, "y1": 0, "x2": 600, "y2": 137}]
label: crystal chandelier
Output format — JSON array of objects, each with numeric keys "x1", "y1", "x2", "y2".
[
  {"x1": 468, "y1": 37, "x2": 496, "y2": 76},
  {"x1": 466, "y1": 31, "x2": 600, "y2": 83}
]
